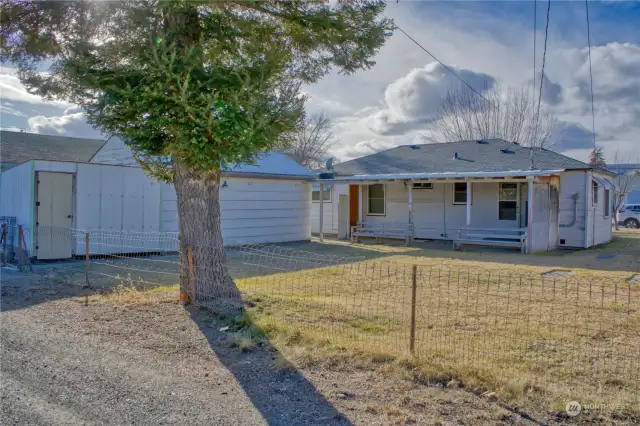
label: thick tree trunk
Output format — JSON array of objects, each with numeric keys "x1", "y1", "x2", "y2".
[{"x1": 173, "y1": 161, "x2": 240, "y2": 310}]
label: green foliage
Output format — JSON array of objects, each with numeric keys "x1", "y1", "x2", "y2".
[
  {"x1": 588, "y1": 147, "x2": 607, "y2": 169},
  {"x1": 1, "y1": 0, "x2": 393, "y2": 181}
]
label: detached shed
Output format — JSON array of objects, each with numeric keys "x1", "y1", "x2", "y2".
[{"x1": 0, "y1": 133, "x2": 314, "y2": 259}]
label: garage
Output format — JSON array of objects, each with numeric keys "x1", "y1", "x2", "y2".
[{"x1": 1, "y1": 133, "x2": 314, "y2": 260}]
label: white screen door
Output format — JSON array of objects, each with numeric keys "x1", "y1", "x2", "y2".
[{"x1": 37, "y1": 172, "x2": 74, "y2": 259}]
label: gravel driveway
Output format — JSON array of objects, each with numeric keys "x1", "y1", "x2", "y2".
[{"x1": 1, "y1": 270, "x2": 546, "y2": 425}]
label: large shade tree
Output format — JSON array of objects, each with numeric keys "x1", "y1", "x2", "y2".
[{"x1": 1, "y1": 0, "x2": 393, "y2": 305}]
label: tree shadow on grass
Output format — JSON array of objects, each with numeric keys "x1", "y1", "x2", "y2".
[{"x1": 187, "y1": 306, "x2": 353, "y2": 426}]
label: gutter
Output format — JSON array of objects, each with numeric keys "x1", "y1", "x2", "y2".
[{"x1": 223, "y1": 171, "x2": 316, "y2": 181}]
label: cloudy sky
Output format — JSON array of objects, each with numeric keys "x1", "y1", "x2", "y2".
[{"x1": 1, "y1": 1, "x2": 639, "y2": 163}]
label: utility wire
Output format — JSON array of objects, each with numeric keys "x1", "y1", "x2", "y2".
[
  {"x1": 385, "y1": 13, "x2": 522, "y2": 129},
  {"x1": 585, "y1": 0, "x2": 596, "y2": 150},
  {"x1": 533, "y1": 0, "x2": 537, "y2": 104},
  {"x1": 535, "y1": 0, "x2": 551, "y2": 129}
]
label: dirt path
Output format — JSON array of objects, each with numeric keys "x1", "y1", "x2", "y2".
[{"x1": 1, "y1": 271, "x2": 550, "y2": 425}]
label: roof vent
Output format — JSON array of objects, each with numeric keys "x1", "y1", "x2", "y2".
[
  {"x1": 452, "y1": 152, "x2": 460, "y2": 160},
  {"x1": 409, "y1": 144, "x2": 420, "y2": 150},
  {"x1": 476, "y1": 140, "x2": 488, "y2": 144},
  {"x1": 500, "y1": 149, "x2": 515, "y2": 154}
]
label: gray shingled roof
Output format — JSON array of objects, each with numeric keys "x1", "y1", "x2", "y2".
[
  {"x1": 0, "y1": 130, "x2": 106, "y2": 168},
  {"x1": 331, "y1": 139, "x2": 592, "y2": 176}
]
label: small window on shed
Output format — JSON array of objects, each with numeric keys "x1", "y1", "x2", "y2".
[
  {"x1": 592, "y1": 180, "x2": 599, "y2": 205},
  {"x1": 604, "y1": 189, "x2": 611, "y2": 217}
]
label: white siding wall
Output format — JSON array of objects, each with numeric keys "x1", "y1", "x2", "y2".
[
  {"x1": 556, "y1": 170, "x2": 612, "y2": 248},
  {"x1": 310, "y1": 184, "x2": 348, "y2": 234},
  {"x1": 89, "y1": 137, "x2": 138, "y2": 166},
  {"x1": 0, "y1": 160, "x2": 34, "y2": 232},
  {"x1": 558, "y1": 171, "x2": 588, "y2": 248},
  {"x1": 592, "y1": 171, "x2": 614, "y2": 246},
  {"x1": 161, "y1": 178, "x2": 311, "y2": 245},
  {"x1": 347, "y1": 182, "x2": 525, "y2": 239},
  {"x1": 528, "y1": 179, "x2": 560, "y2": 252}
]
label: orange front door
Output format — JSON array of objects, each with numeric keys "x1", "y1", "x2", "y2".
[{"x1": 349, "y1": 185, "x2": 359, "y2": 226}]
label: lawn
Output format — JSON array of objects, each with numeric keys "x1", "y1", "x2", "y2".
[
  {"x1": 59, "y1": 230, "x2": 640, "y2": 420},
  {"x1": 231, "y1": 230, "x2": 640, "y2": 419}
]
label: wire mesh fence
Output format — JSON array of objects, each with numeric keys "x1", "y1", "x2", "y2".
[{"x1": 4, "y1": 225, "x2": 639, "y2": 414}]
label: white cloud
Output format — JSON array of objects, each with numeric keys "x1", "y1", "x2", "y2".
[
  {"x1": 27, "y1": 106, "x2": 103, "y2": 139},
  {"x1": 1, "y1": 4, "x2": 638, "y2": 163},
  {"x1": 0, "y1": 68, "x2": 72, "y2": 106}
]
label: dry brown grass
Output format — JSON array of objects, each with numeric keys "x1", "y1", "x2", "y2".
[
  {"x1": 233, "y1": 239, "x2": 640, "y2": 420},
  {"x1": 83, "y1": 230, "x2": 640, "y2": 421}
]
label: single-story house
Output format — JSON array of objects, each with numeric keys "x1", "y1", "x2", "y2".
[
  {"x1": 312, "y1": 139, "x2": 616, "y2": 252},
  {"x1": 1, "y1": 131, "x2": 314, "y2": 260}
]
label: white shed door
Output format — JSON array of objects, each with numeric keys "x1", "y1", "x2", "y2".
[{"x1": 37, "y1": 172, "x2": 73, "y2": 259}]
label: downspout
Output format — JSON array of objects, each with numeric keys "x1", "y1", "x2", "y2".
[{"x1": 559, "y1": 193, "x2": 579, "y2": 227}]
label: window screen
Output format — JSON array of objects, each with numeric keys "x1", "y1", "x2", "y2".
[
  {"x1": 368, "y1": 184, "x2": 385, "y2": 215},
  {"x1": 604, "y1": 189, "x2": 610, "y2": 217},
  {"x1": 592, "y1": 180, "x2": 599, "y2": 205},
  {"x1": 453, "y1": 182, "x2": 467, "y2": 204},
  {"x1": 499, "y1": 183, "x2": 518, "y2": 221},
  {"x1": 312, "y1": 187, "x2": 331, "y2": 202}
]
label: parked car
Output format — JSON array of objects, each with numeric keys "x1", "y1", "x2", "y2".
[{"x1": 617, "y1": 204, "x2": 640, "y2": 228}]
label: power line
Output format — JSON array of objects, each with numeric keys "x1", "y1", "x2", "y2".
[
  {"x1": 533, "y1": 0, "x2": 537, "y2": 104},
  {"x1": 535, "y1": 0, "x2": 551, "y2": 128},
  {"x1": 385, "y1": 13, "x2": 522, "y2": 129},
  {"x1": 585, "y1": 0, "x2": 596, "y2": 151}
]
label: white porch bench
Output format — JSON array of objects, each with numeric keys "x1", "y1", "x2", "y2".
[
  {"x1": 453, "y1": 228, "x2": 527, "y2": 253},
  {"x1": 351, "y1": 222, "x2": 414, "y2": 246}
]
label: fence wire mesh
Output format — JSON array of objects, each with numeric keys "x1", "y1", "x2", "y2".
[{"x1": 4, "y1": 225, "x2": 639, "y2": 414}]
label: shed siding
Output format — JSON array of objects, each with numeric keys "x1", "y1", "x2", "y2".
[
  {"x1": 89, "y1": 137, "x2": 138, "y2": 166},
  {"x1": 0, "y1": 161, "x2": 34, "y2": 235},
  {"x1": 161, "y1": 178, "x2": 311, "y2": 244}
]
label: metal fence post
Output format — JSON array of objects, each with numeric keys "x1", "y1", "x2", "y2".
[
  {"x1": 85, "y1": 232, "x2": 90, "y2": 285},
  {"x1": 410, "y1": 264, "x2": 418, "y2": 355}
]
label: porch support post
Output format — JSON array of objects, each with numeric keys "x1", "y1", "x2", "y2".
[
  {"x1": 319, "y1": 183, "x2": 324, "y2": 243},
  {"x1": 408, "y1": 181, "x2": 414, "y2": 242},
  {"x1": 466, "y1": 181, "x2": 472, "y2": 227},
  {"x1": 527, "y1": 180, "x2": 534, "y2": 253},
  {"x1": 358, "y1": 184, "x2": 363, "y2": 223},
  {"x1": 408, "y1": 181, "x2": 413, "y2": 225}
]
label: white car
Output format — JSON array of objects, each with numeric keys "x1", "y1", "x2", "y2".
[{"x1": 617, "y1": 204, "x2": 640, "y2": 229}]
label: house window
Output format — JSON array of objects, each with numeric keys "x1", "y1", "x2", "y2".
[
  {"x1": 312, "y1": 186, "x2": 331, "y2": 202},
  {"x1": 368, "y1": 184, "x2": 385, "y2": 215},
  {"x1": 592, "y1": 180, "x2": 598, "y2": 205},
  {"x1": 604, "y1": 189, "x2": 611, "y2": 217},
  {"x1": 412, "y1": 182, "x2": 433, "y2": 190},
  {"x1": 453, "y1": 182, "x2": 468, "y2": 204},
  {"x1": 498, "y1": 183, "x2": 518, "y2": 221}
]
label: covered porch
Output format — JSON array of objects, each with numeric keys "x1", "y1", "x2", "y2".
[{"x1": 315, "y1": 170, "x2": 562, "y2": 254}]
